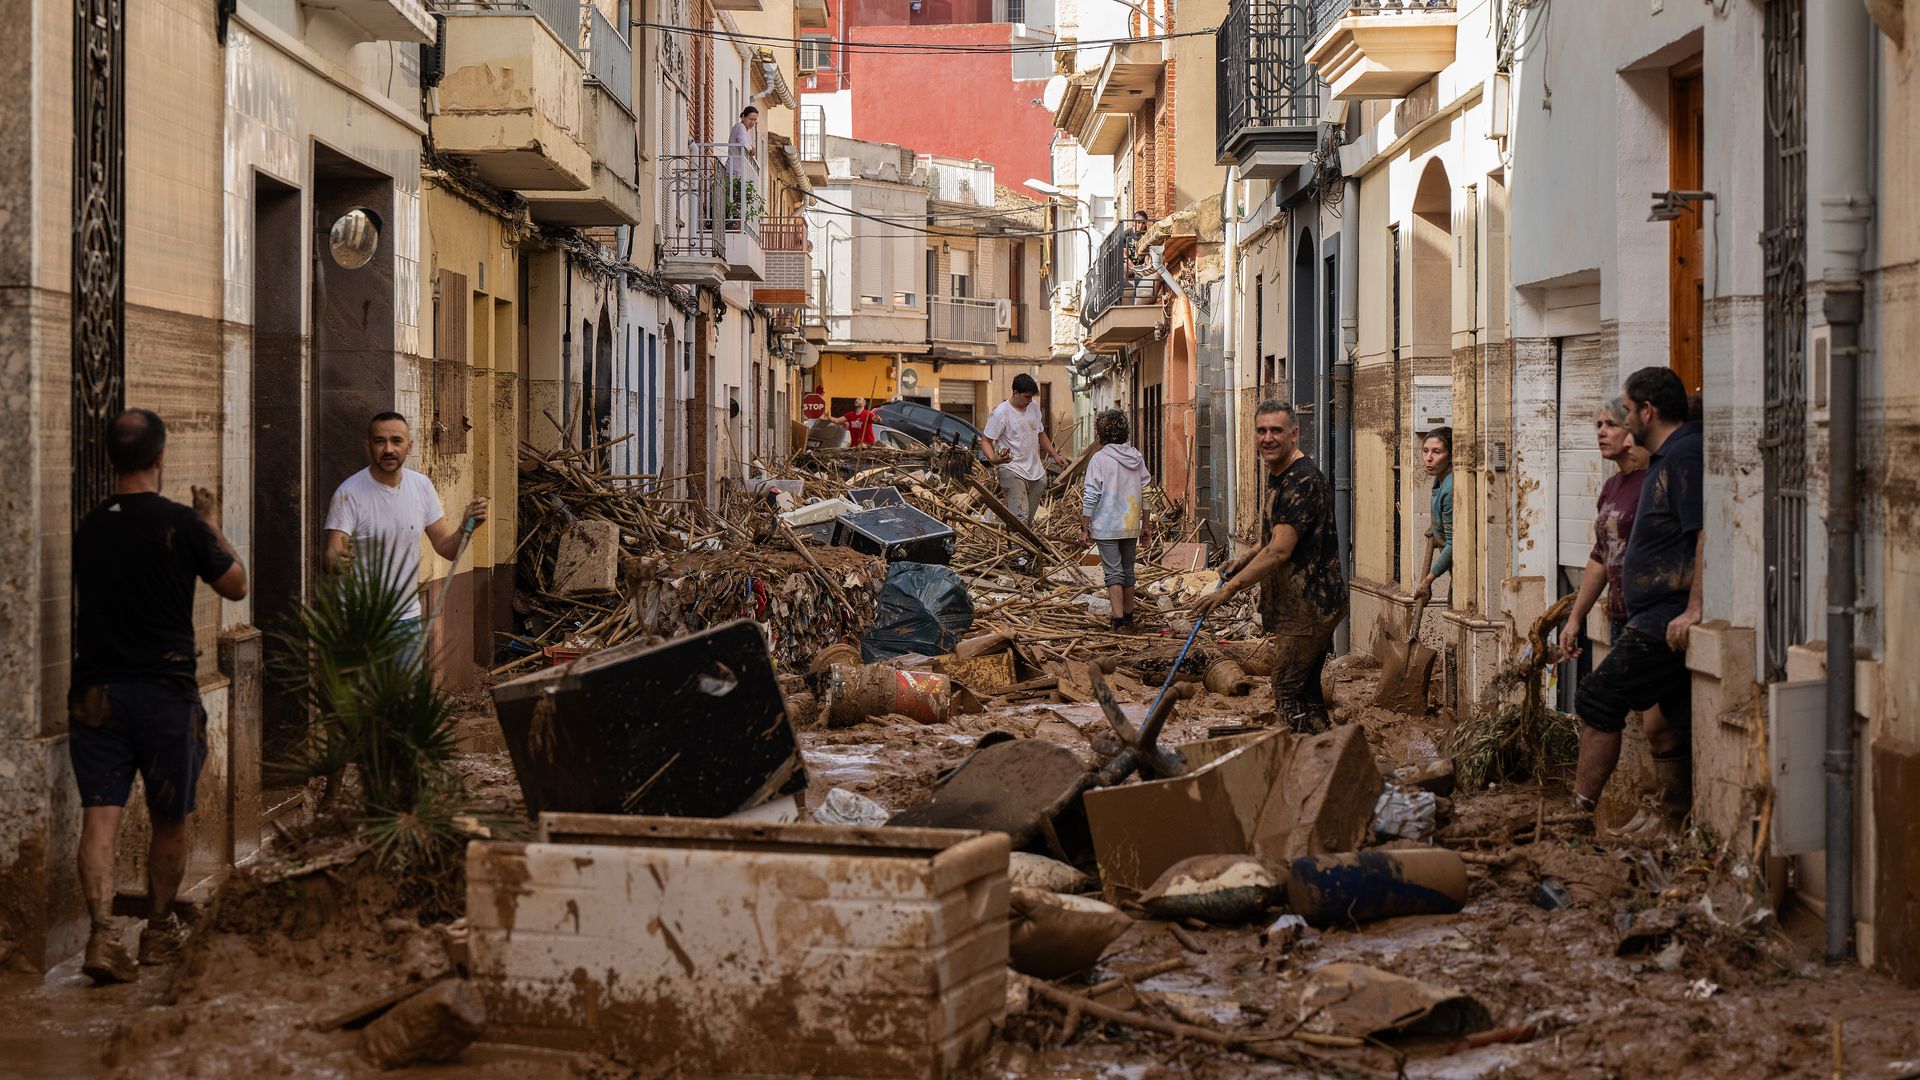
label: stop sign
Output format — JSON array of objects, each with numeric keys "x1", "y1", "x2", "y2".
[{"x1": 801, "y1": 392, "x2": 827, "y2": 420}]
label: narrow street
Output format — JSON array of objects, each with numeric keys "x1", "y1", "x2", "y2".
[{"x1": 5, "y1": 0, "x2": 1920, "y2": 1075}]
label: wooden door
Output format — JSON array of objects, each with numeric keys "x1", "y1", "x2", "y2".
[{"x1": 1669, "y1": 63, "x2": 1705, "y2": 395}]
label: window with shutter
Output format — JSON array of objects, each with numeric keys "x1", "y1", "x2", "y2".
[{"x1": 434, "y1": 270, "x2": 471, "y2": 454}]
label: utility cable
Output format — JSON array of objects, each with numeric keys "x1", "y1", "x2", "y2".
[
  {"x1": 631, "y1": 21, "x2": 1213, "y2": 54},
  {"x1": 791, "y1": 182, "x2": 1096, "y2": 242}
]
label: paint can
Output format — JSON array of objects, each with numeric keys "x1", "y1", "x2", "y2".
[
  {"x1": 1204, "y1": 658, "x2": 1255, "y2": 695},
  {"x1": 825, "y1": 663, "x2": 953, "y2": 726}
]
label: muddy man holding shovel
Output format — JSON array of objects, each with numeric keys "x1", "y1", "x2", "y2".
[{"x1": 1193, "y1": 400, "x2": 1347, "y2": 733}]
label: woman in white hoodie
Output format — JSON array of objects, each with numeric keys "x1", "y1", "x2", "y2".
[{"x1": 1081, "y1": 409, "x2": 1153, "y2": 631}]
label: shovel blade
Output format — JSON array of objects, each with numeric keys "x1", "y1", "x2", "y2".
[{"x1": 1373, "y1": 643, "x2": 1436, "y2": 714}]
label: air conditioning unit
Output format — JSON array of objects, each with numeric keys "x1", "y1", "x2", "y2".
[{"x1": 994, "y1": 299, "x2": 1013, "y2": 330}]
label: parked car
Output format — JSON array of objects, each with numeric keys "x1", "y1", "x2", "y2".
[
  {"x1": 872, "y1": 400, "x2": 985, "y2": 457},
  {"x1": 875, "y1": 398, "x2": 1065, "y2": 474},
  {"x1": 805, "y1": 418, "x2": 928, "y2": 453}
]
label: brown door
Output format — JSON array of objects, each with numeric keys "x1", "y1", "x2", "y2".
[{"x1": 1669, "y1": 62, "x2": 1705, "y2": 395}]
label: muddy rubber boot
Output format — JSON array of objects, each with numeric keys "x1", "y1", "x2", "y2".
[
  {"x1": 138, "y1": 912, "x2": 187, "y2": 966},
  {"x1": 82, "y1": 924, "x2": 138, "y2": 985},
  {"x1": 1652, "y1": 754, "x2": 1692, "y2": 831}
]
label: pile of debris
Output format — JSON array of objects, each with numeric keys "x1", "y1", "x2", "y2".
[{"x1": 501, "y1": 442, "x2": 887, "y2": 673}]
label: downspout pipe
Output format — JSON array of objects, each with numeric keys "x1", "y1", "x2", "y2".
[
  {"x1": 1335, "y1": 174, "x2": 1360, "y2": 652},
  {"x1": 1222, "y1": 166, "x2": 1240, "y2": 553},
  {"x1": 1808, "y1": 0, "x2": 1874, "y2": 964}
]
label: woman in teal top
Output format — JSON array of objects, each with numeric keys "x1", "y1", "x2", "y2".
[{"x1": 1416, "y1": 427, "x2": 1453, "y2": 603}]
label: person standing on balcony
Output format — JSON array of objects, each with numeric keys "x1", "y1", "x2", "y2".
[
  {"x1": 834, "y1": 396, "x2": 878, "y2": 447},
  {"x1": 1124, "y1": 210, "x2": 1152, "y2": 290},
  {"x1": 69, "y1": 409, "x2": 248, "y2": 983},
  {"x1": 727, "y1": 106, "x2": 759, "y2": 229},
  {"x1": 728, "y1": 105, "x2": 759, "y2": 171},
  {"x1": 980, "y1": 373, "x2": 1069, "y2": 527}
]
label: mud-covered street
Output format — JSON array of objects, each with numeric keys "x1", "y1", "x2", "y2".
[{"x1": 9, "y1": 641, "x2": 1919, "y2": 1079}]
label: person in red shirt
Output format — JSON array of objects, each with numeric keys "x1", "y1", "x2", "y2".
[{"x1": 836, "y1": 396, "x2": 878, "y2": 446}]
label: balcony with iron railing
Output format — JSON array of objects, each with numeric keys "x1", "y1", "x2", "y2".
[
  {"x1": 1081, "y1": 226, "x2": 1160, "y2": 347},
  {"x1": 803, "y1": 268, "x2": 830, "y2": 342},
  {"x1": 659, "y1": 149, "x2": 728, "y2": 286},
  {"x1": 522, "y1": 3, "x2": 640, "y2": 225},
  {"x1": 1306, "y1": 0, "x2": 1458, "y2": 101},
  {"x1": 798, "y1": 105, "x2": 827, "y2": 179},
  {"x1": 307, "y1": 0, "x2": 435, "y2": 43},
  {"x1": 1216, "y1": 0, "x2": 1323, "y2": 179},
  {"x1": 754, "y1": 216, "x2": 812, "y2": 307},
  {"x1": 928, "y1": 296, "x2": 1000, "y2": 347},
  {"x1": 717, "y1": 142, "x2": 766, "y2": 282},
  {"x1": 431, "y1": 0, "x2": 592, "y2": 190}
]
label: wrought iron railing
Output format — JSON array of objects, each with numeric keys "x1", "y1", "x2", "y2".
[
  {"x1": 662, "y1": 149, "x2": 727, "y2": 259},
  {"x1": 433, "y1": 0, "x2": 583, "y2": 54},
  {"x1": 807, "y1": 267, "x2": 829, "y2": 325},
  {"x1": 1310, "y1": 0, "x2": 1455, "y2": 42},
  {"x1": 1084, "y1": 225, "x2": 1150, "y2": 323},
  {"x1": 799, "y1": 104, "x2": 826, "y2": 162},
  {"x1": 580, "y1": 3, "x2": 632, "y2": 114},
  {"x1": 1217, "y1": 0, "x2": 1321, "y2": 163},
  {"x1": 928, "y1": 297, "x2": 999, "y2": 345},
  {"x1": 701, "y1": 140, "x2": 764, "y2": 245}
]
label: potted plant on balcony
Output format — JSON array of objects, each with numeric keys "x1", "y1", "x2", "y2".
[{"x1": 726, "y1": 179, "x2": 766, "y2": 231}]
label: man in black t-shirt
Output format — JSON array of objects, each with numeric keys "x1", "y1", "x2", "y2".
[
  {"x1": 69, "y1": 409, "x2": 247, "y2": 984},
  {"x1": 1572, "y1": 367, "x2": 1702, "y2": 828},
  {"x1": 1195, "y1": 400, "x2": 1348, "y2": 732}
]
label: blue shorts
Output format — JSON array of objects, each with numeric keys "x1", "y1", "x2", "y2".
[{"x1": 68, "y1": 682, "x2": 208, "y2": 820}]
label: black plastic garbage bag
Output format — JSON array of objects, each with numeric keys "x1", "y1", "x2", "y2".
[{"x1": 861, "y1": 561, "x2": 974, "y2": 661}]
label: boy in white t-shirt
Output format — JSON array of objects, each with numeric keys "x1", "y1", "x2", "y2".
[
  {"x1": 979, "y1": 373, "x2": 1068, "y2": 527},
  {"x1": 323, "y1": 413, "x2": 487, "y2": 637}
]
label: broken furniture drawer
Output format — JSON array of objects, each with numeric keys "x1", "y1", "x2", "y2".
[
  {"x1": 467, "y1": 815, "x2": 1010, "y2": 1078},
  {"x1": 489, "y1": 618, "x2": 806, "y2": 819}
]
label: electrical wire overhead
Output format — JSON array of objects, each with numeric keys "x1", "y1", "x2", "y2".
[{"x1": 630, "y1": 21, "x2": 1213, "y2": 55}]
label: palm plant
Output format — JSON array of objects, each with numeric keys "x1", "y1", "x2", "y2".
[{"x1": 269, "y1": 535, "x2": 477, "y2": 873}]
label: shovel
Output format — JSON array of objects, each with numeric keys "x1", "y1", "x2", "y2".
[{"x1": 1372, "y1": 596, "x2": 1436, "y2": 714}]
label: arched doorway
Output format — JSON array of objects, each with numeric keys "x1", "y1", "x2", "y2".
[
  {"x1": 1291, "y1": 227, "x2": 1317, "y2": 456},
  {"x1": 1409, "y1": 159, "x2": 1454, "y2": 601}
]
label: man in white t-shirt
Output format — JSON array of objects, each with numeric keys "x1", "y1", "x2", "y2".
[
  {"x1": 979, "y1": 373, "x2": 1068, "y2": 527},
  {"x1": 323, "y1": 412, "x2": 487, "y2": 637}
]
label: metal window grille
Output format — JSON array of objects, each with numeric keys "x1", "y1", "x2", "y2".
[{"x1": 1762, "y1": 0, "x2": 1808, "y2": 680}]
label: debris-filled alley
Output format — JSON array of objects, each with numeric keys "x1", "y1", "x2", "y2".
[
  {"x1": 9, "y1": 0, "x2": 1920, "y2": 1077},
  {"x1": 10, "y1": 438, "x2": 1920, "y2": 1080}
]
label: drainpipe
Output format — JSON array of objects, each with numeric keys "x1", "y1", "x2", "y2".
[
  {"x1": 1222, "y1": 166, "x2": 1241, "y2": 552},
  {"x1": 1808, "y1": 0, "x2": 1873, "y2": 964},
  {"x1": 1335, "y1": 174, "x2": 1360, "y2": 652},
  {"x1": 562, "y1": 257, "x2": 575, "y2": 448}
]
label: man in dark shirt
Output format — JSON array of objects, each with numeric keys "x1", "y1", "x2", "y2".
[
  {"x1": 1572, "y1": 368, "x2": 1702, "y2": 825},
  {"x1": 1195, "y1": 400, "x2": 1347, "y2": 732},
  {"x1": 69, "y1": 409, "x2": 247, "y2": 983}
]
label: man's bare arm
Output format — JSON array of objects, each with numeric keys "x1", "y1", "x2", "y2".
[
  {"x1": 323, "y1": 529, "x2": 352, "y2": 574},
  {"x1": 1195, "y1": 523, "x2": 1299, "y2": 615},
  {"x1": 1561, "y1": 558, "x2": 1608, "y2": 660}
]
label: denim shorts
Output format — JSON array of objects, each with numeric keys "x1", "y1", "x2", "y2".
[
  {"x1": 1095, "y1": 537, "x2": 1138, "y2": 587},
  {"x1": 68, "y1": 681, "x2": 208, "y2": 820}
]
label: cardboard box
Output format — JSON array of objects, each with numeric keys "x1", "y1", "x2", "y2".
[{"x1": 1084, "y1": 725, "x2": 1381, "y2": 897}]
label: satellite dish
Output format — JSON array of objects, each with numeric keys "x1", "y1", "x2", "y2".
[{"x1": 1042, "y1": 75, "x2": 1068, "y2": 112}]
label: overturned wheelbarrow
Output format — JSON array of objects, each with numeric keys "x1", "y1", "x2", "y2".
[{"x1": 887, "y1": 668, "x2": 1187, "y2": 862}]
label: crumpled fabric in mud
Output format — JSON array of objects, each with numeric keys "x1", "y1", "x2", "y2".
[{"x1": 861, "y1": 561, "x2": 974, "y2": 661}]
